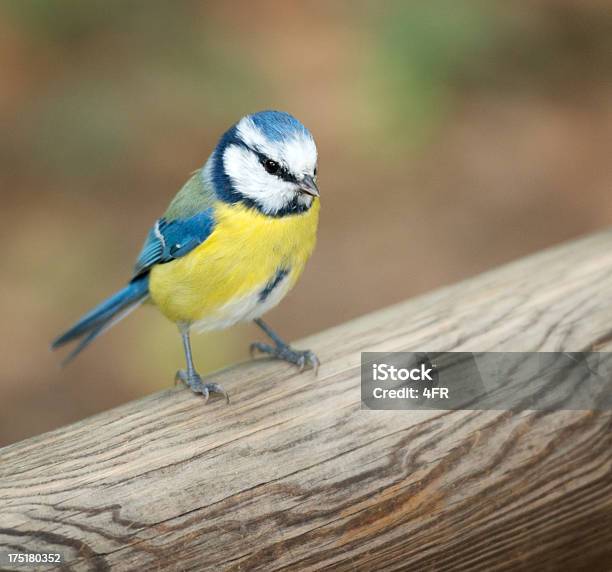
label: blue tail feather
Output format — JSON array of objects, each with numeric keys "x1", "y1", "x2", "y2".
[{"x1": 52, "y1": 274, "x2": 149, "y2": 363}]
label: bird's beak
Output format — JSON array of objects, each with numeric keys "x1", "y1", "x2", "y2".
[{"x1": 298, "y1": 174, "x2": 319, "y2": 197}]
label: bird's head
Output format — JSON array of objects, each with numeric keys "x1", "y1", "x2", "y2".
[{"x1": 207, "y1": 110, "x2": 319, "y2": 216}]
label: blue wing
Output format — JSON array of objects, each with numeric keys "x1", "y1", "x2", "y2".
[{"x1": 133, "y1": 208, "x2": 215, "y2": 277}]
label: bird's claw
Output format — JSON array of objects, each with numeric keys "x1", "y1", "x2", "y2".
[
  {"x1": 250, "y1": 342, "x2": 320, "y2": 375},
  {"x1": 175, "y1": 370, "x2": 230, "y2": 404}
]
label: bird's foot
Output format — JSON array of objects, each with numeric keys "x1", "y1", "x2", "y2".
[
  {"x1": 175, "y1": 370, "x2": 230, "y2": 404},
  {"x1": 250, "y1": 341, "x2": 320, "y2": 374}
]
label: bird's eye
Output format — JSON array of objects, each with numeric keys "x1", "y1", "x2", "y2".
[
  {"x1": 264, "y1": 159, "x2": 279, "y2": 174},
  {"x1": 314, "y1": 166, "x2": 318, "y2": 178}
]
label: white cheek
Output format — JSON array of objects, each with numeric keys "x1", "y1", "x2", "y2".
[{"x1": 223, "y1": 145, "x2": 296, "y2": 214}]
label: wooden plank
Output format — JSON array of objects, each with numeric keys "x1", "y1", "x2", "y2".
[{"x1": 1, "y1": 230, "x2": 612, "y2": 571}]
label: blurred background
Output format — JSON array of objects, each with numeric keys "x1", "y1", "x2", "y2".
[{"x1": 2, "y1": 0, "x2": 612, "y2": 444}]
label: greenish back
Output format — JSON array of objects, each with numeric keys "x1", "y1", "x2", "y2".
[{"x1": 164, "y1": 169, "x2": 216, "y2": 221}]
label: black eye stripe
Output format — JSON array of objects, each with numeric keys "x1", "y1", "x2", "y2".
[
  {"x1": 231, "y1": 140, "x2": 300, "y2": 184},
  {"x1": 256, "y1": 152, "x2": 298, "y2": 184}
]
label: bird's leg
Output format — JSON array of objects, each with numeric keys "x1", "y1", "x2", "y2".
[
  {"x1": 250, "y1": 318, "x2": 319, "y2": 374},
  {"x1": 175, "y1": 326, "x2": 229, "y2": 404}
]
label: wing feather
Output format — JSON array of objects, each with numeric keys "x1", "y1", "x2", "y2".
[{"x1": 133, "y1": 208, "x2": 215, "y2": 277}]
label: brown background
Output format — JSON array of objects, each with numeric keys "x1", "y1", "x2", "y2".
[{"x1": 1, "y1": 0, "x2": 612, "y2": 444}]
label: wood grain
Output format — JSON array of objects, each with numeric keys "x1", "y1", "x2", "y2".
[{"x1": 2, "y1": 230, "x2": 612, "y2": 571}]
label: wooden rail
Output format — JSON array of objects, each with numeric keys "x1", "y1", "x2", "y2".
[{"x1": 2, "y1": 230, "x2": 612, "y2": 571}]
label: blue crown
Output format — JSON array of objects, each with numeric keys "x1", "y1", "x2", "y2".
[{"x1": 249, "y1": 110, "x2": 312, "y2": 142}]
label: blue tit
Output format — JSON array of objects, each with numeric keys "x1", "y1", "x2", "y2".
[{"x1": 52, "y1": 110, "x2": 321, "y2": 403}]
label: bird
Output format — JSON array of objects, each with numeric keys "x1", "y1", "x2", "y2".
[{"x1": 52, "y1": 110, "x2": 321, "y2": 403}]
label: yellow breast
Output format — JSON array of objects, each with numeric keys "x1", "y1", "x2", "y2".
[{"x1": 149, "y1": 199, "x2": 319, "y2": 326}]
